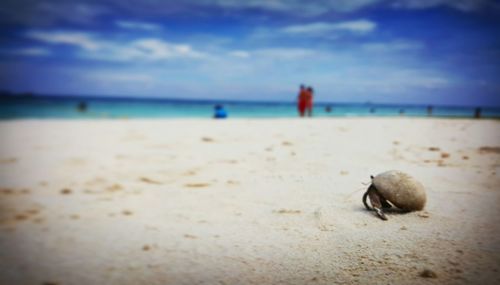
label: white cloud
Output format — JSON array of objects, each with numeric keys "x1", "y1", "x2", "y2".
[
  {"x1": 253, "y1": 48, "x2": 324, "y2": 59},
  {"x1": 0, "y1": 0, "x2": 490, "y2": 29},
  {"x1": 26, "y1": 30, "x2": 100, "y2": 50},
  {"x1": 25, "y1": 30, "x2": 206, "y2": 62},
  {"x1": 127, "y1": 39, "x2": 205, "y2": 60},
  {"x1": 115, "y1": 20, "x2": 162, "y2": 31},
  {"x1": 282, "y1": 19, "x2": 376, "y2": 35},
  {"x1": 249, "y1": 19, "x2": 376, "y2": 41},
  {"x1": 228, "y1": 50, "x2": 250, "y2": 58},
  {"x1": 82, "y1": 40, "x2": 206, "y2": 62},
  {"x1": 200, "y1": 0, "x2": 382, "y2": 15},
  {"x1": 362, "y1": 40, "x2": 424, "y2": 52},
  {"x1": 85, "y1": 72, "x2": 154, "y2": 83},
  {"x1": 205, "y1": 0, "x2": 490, "y2": 14}
]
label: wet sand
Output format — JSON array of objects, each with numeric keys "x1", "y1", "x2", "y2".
[{"x1": 0, "y1": 118, "x2": 499, "y2": 285}]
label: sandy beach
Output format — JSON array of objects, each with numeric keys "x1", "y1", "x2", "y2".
[{"x1": 0, "y1": 118, "x2": 499, "y2": 285}]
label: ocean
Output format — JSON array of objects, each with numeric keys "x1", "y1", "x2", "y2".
[{"x1": 1, "y1": 95, "x2": 499, "y2": 119}]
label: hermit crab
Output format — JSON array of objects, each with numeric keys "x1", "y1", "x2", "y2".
[{"x1": 363, "y1": 170, "x2": 426, "y2": 220}]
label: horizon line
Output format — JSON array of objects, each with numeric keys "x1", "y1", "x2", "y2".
[{"x1": 1, "y1": 91, "x2": 498, "y2": 109}]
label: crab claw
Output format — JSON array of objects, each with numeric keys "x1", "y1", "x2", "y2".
[
  {"x1": 374, "y1": 207, "x2": 388, "y2": 220},
  {"x1": 364, "y1": 184, "x2": 389, "y2": 221}
]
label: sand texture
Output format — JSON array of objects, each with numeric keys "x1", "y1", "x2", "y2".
[{"x1": 0, "y1": 118, "x2": 499, "y2": 285}]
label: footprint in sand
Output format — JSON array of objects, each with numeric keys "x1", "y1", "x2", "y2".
[
  {"x1": 106, "y1": 184, "x2": 123, "y2": 192},
  {"x1": 26, "y1": 209, "x2": 39, "y2": 215},
  {"x1": 201, "y1": 137, "x2": 214, "y2": 142},
  {"x1": 85, "y1": 177, "x2": 107, "y2": 187},
  {"x1": 184, "y1": 183, "x2": 210, "y2": 188},
  {"x1": 441, "y1": 152, "x2": 450, "y2": 159},
  {"x1": 139, "y1": 177, "x2": 162, "y2": 184},
  {"x1": 0, "y1": 188, "x2": 14, "y2": 195},
  {"x1": 273, "y1": 209, "x2": 302, "y2": 214},
  {"x1": 14, "y1": 214, "x2": 29, "y2": 221},
  {"x1": 0, "y1": 188, "x2": 31, "y2": 195},
  {"x1": 0, "y1": 157, "x2": 17, "y2": 164},
  {"x1": 437, "y1": 160, "x2": 446, "y2": 167},
  {"x1": 60, "y1": 188, "x2": 72, "y2": 195},
  {"x1": 478, "y1": 146, "x2": 500, "y2": 154},
  {"x1": 9, "y1": 208, "x2": 42, "y2": 224}
]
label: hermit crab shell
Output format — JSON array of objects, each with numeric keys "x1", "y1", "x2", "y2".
[{"x1": 372, "y1": 170, "x2": 426, "y2": 210}]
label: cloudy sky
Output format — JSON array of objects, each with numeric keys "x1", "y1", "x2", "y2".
[{"x1": 0, "y1": 0, "x2": 499, "y2": 106}]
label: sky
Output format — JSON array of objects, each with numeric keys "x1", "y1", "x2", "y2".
[{"x1": 0, "y1": 0, "x2": 499, "y2": 106}]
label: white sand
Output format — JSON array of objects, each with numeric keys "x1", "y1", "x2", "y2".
[{"x1": 0, "y1": 118, "x2": 499, "y2": 285}]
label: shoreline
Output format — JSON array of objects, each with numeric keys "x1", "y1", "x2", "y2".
[{"x1": 1, "y1": 116, "x2": 500, "y2": 121}]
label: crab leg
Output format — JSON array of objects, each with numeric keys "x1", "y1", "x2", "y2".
[{"x1": 380, "y1": 196, "x2": 392, "y2": 209}]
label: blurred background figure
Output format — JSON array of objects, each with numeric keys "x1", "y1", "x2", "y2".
[
  {"x1": 213, "y1": 104, "x2": 227, "y2": 119},
  {"x1": 474, "y1": 107, "x2": 482, "y2": 119},
  {"x1": 77, "y1": 101, "x2": 87, "y2": 112},
  {"x1": 297, "y1": 84, "x2": 308, "y2": 117},
  {"x1": 305, "y1": 86, "x2": 314, "y2": 117}
]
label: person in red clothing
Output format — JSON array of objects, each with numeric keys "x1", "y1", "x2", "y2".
[
  {"x1": 297, "y1": 84, "x2": 308, "y2": 117},
  {"x1": 305, "y1": 86, "x2": 314, "y2": 117}
]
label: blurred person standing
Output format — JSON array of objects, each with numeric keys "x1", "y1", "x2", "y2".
[
  {"x1": 297, "y1": 84, "x2": 308, "y2": 117},
  {"x1": 305, "y1": 86, "x2": 314, "y2": 117}
]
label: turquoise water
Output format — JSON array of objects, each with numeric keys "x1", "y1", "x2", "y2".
[{"x1": 1, "y1": 95, "x2": 499, "y2": 119}]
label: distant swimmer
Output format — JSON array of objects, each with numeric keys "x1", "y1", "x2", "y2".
[
  {"x1": 77, "y1": 101, "x2": 88, "y2": 112},
  {"x1": 474, "y1": 107, "x2": 482, "y2": 119},
  {"x1": 213, "y1": 104, "x2": 228, "y2": 119}
]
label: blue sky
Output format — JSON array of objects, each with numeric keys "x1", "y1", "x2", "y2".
[{"x1": 0, "y1": 0, "x2": 499, "y2": 106}]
